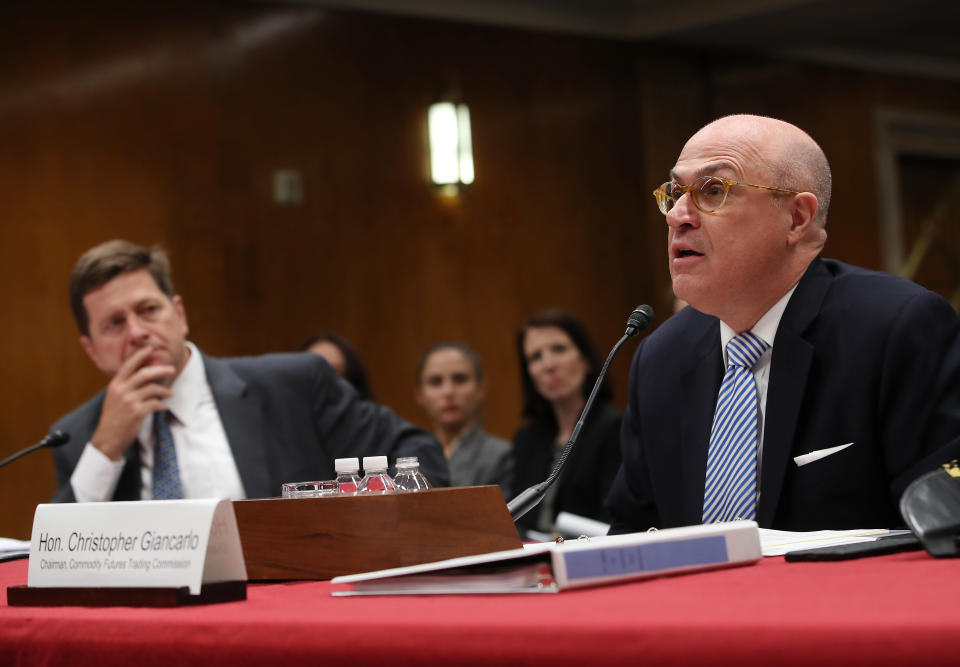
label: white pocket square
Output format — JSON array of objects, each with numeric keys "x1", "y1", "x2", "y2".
[{"x1": 793, "y1": 442, "x2": 854, "y2": 467}]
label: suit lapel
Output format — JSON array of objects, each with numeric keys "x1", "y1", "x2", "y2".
[
  {"x1": 202, "y1": 354, "x2": 273, "y2": 499},
  {"x1": 757, "y1": 258, "x2": 830, "y2": 526},
  {"x1": 678, "y1": 318, "x2": 723, "y2": 525}
]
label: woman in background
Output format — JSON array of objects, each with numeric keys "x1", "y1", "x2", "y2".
[
  {"x1": 415, "y1": 342, "x2": 513, "y2": 497},
  {"x1": 512, "y1": 310, "x2": 621, "y2": 538},
  {"x1": 301, "y1": 332, "x2": 374, "y2": 401}
]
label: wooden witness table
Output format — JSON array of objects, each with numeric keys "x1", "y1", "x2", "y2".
[{"x1": 2, "y1": 549, "x2": 959, "y2": 666}]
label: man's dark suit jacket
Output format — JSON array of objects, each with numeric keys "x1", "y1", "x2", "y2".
[
  {"x1": 607, "y1": 258, "x2": 960, "y2": 532},
  {"x1": 50, "y1": 351, "x2": 449, "y2": 502}
]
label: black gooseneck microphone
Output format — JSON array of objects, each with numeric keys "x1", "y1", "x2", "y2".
[
  {"x1": 507, "y1": 304, "x2": 655, "y2": 522},
  {"x1": 0, "y1": 431, "x2": 71, "y2": 470}
]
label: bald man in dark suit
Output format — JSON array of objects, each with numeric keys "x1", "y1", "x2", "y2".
[{"x1": 607, "y1": 115, "x2": 960, "y2": 532}]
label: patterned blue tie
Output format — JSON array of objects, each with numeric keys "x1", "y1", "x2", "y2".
[
  {"x1": 152, "y1": 410, "x2": 184, "y2": 500},
  {"x1": 702, "y1": 331, "x2": 769, "y2": 523}
]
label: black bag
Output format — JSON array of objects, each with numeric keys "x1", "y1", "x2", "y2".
[{"x1": 900, "y1": 460, "x2": 960, "y2": 557}]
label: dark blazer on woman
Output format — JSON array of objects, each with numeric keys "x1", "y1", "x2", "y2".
[{"x1": 512, "y1": 403, "x2": 622, "y2": 533}]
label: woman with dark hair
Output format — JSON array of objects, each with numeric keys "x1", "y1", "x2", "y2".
[
  {"x1": 512, "y1": 310, "x2": 622, "y2": 538},
  {"x1": 301, "y1": 332, "x2": 374, "y2": 401}
]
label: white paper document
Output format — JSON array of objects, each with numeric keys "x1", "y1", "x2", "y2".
[
  {"x1": 0, "y1": 537, "x2": 31, "y2": 561},
  {"x1": 554, "y1": 511, "x2": 611, "y2": 538},
  {"x1": 758, "y1": 528, "x2": 907, "y2": 556}
]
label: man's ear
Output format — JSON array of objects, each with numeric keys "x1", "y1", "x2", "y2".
[
  {"x1": 173, "y1": 294, "x2": 189, "y2": 337},
  {"x1": 787, "y1": 192, "x2": 819, "y2": 245}
]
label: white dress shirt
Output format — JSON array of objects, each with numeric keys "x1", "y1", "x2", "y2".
[
  {"x1": 70, "y1": 342, "x2": 246, "y2": 502},
  {"x1": 717, "y1": 284, "x2": 798, "y2": 502}
]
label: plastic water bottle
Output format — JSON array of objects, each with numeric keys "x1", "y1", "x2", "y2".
[
  {"x1": 335, "y1": 457, "x2": 362, "y2": 494},
  {"x1": 393, "y1": 456, "x2": 432, "y2": 491},
  {"x1": 357, "y1": 456, "x2": 396, "y2": 494}
]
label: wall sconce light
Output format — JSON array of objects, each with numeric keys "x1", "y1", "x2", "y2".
[{"x1": 428, "y1": 102, "x2": 474, "y2": 191}]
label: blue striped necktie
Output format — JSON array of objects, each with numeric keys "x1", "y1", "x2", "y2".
[
  {"x1": 702, "y1": 331, "x2": 769, "y2": 523},
  {"x1": 152, "y1": 410, "x2": 184, "y2": 500}
]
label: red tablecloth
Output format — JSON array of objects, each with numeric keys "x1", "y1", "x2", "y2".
[{"x1": 1, "y1": 552, "x2": 959, "y2": 666}]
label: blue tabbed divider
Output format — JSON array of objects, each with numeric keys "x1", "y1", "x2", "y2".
[{"x1": 562, "y1": 536, "x2": 729, "y2": 581}]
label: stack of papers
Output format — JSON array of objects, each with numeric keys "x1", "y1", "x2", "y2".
[
  {"x1": 0, "y1": 537, "x2": 31, "y2": 563},
  {"x1": 758, "y1": 528, "x2": 906, "y2": 556}
]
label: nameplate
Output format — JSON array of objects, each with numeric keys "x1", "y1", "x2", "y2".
[{"x1": 27, "y1": 499, "x2": 247, "y2": 595}]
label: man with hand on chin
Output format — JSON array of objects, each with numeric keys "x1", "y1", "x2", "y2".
[
  {"x1": 52, "y1": 240, "x2": 448, "y2": 502},
  {"x1": 606, "y1": 114, "x2": 960, "y2": 532}
]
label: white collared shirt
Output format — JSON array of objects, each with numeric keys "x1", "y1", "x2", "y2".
[
  {"x1": 70, "y1": 342, "x2": 246, "y2": 502},
  {"x1": 717, "y1": 284, "x2": 798, "y2": 478}
]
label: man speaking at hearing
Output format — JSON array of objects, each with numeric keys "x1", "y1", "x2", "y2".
[
  {"x1": 51, "y1": 240, "x2": 448, "y2": 502},
  {"x1": 607, "y1": 114, "x2": 960, "y2": 532}
]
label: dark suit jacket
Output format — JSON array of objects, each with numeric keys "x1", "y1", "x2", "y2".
[
  {"x1": 512, "y1": 403, "x2": 622, "y2": 533},
  {"x1": 50, "y1": 351, "x2": 449, "y2": 502},
  {"x1": 607, "y1": 258, "x2": 960, "y2": 532}
]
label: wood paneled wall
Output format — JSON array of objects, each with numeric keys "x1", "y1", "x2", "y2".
[{"x1": 1, "y1": 2, "x2": 958, "y2": 537}]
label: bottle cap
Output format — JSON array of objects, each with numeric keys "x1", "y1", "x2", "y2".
[
  {"x1": 362, "y1": 455, "x2": 388, "y2": 472},
  {"x1": 395, "y1": 456, "x2": 418, "y2": 469},
  {"x1": 335, "y1": 457, "x2": 360, "y2": 473}
]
